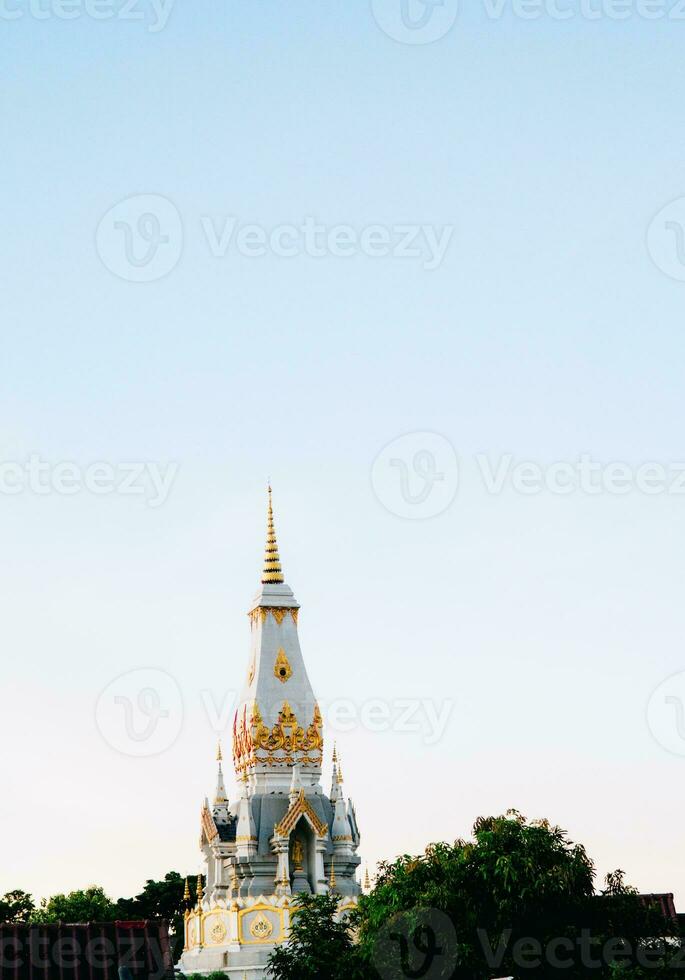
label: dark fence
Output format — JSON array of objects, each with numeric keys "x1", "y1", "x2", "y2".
[{"x1": 0, "y1": 921, "x2": 174, "y2": 980}]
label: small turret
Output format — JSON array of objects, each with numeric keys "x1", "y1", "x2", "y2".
[
  {"x1": 331, "y1": 755, "x2": 353, "y2": 846},
  {"x1": 213, "y1": 740, "x2": 230, "y2": 824},
  {"x1": 330, "y1": 746, "x2": 340, "y2": 803},
  {"x1": 236, "y1": 772, "x2": 258, "y2": 854}
]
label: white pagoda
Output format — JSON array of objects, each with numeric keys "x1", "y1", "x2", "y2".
[{"x1": 179, "y1": 489, "x2": 362, "y2": 978}]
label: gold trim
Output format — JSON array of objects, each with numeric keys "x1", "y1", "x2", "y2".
[
  {"x1": 201, "y1": 802, "x2": 219, "y2": 844},
  {"x1": 248, "y1": 606, "x2": 300, "y2": 626}
]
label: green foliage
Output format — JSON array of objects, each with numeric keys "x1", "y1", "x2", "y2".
[
  {"x1": 8, "y1": 832, "x2": 682, "y2": 980},
  {"x1": 0, "y1": 890, "x2": 35, "y2": 924},
  {"x1": 115, "y1": 871, "x2": 188, "y2": 921},
  {"x1": 115, "y1": 871, "x2": 201, "y2": 961},
  {"x1": 267, "y1": 893, "x2": 364, "y2": 980},
  {"x1": 205, "y1": 972, "x2": 229, "y2": 980},
  {"x1": 31, "y1": 886, "x2": 116, "y2": 923},
  {"x1": 353, "y1": 811, "x2": 681, "y2": 979},
  {"x1": 22, "y1": 872, "x2": 200, "y2": 962}
]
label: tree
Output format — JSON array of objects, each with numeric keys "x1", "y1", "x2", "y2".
[
  {"x1": 0, "y1": 890, "x2": 35, "y2": 924},
  {"x1": 32, "y1": 886, "x2": 116, "y2": 923},
  {"x1": 115, "y1": 871, "x2": 200, "y2": 961},
  {"x1": 354, "y1": 811, "x2": 680, "y2": 979},
  {"x1": 267, "y1": 893, "x2": 364, "y2": 980}
]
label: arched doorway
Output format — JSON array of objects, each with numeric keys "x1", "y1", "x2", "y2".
[{"x1": 289, "y1": 817, "x2": 316, "y2": 894}]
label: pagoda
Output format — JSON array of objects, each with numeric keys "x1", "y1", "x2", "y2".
[{"x1": 179, "y1": 489, "x2": 362, "y2": 978}]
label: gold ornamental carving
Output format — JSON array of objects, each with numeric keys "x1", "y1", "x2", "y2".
[
  {"x1": 248, "y1": 607, "x2": 299, "y2": 628},
  {"x1": 250, "y1": 911, "x2": 273, "y2": 941},
  {"x1": 209, "y1": 920, "x2": 227, "y2": 944},
  {"x1": 233, "y1": 700, "x2": 323, "y2": 773},
  {"x1": 274, "y1": 648, "x2": 292, "y2": 683},
  {"x1": 201, "y1": 803, "x2": 219, "y2": 844}
]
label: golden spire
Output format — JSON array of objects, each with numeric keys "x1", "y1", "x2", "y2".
[
  {"x1": 332, "y1": 743, "x2": 338, "y2": 765},
  {"x1": 183, "y1": 877, "x2": 191, "y2": 902},
  {"x1": 364, "y1": 867, "x2": 371, "y2": 892},
  {"x1": 262, "y1": 485, "x2": 284, "y2": 584},
  {"x1": 216, "y1": 740, "x2": 223, "y2": 762},
  {"x1": 196, "y1": 874, "x2": 204, "y2": 908},
  {"x1": 329, "y1": 859, "x2": 337, "y2": 891}
]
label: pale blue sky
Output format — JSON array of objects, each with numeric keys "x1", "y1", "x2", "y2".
[{"x1": 2, "y1": 0, "x2": 685, "y2": 907}]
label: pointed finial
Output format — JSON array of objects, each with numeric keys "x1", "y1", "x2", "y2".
[
  {"x1": 196, "y1": 874, "x2": 204, "y2": 907},
  {"x1": 289, "y1": 763, "x2": 303, "y2": 803},
  {"x1": 216, "y1": 740, "x2": 223, "y2": 763},
  {"x1": 183, "y1": 876, "x2": 191, "y2": 902},
  {"x1": 364, "y1": 867, "x2": 371, "y2": 892},
  {"x1": 214, "y1": 743, "x2": 228, "y2": 804},
  {"x1": 330, "y1": 757, "x2": 340, "y2": 803},
  {"x1": 332, "y1": 743, "x2": 338, "y2": 765},
  {"x1": 262, "y1": 485, "x2": 284, "y2": 584},
  {"x1": 336, "y1": 753, "x2": 344, "y2": 785},
  {"x1": 329, "y1": 859, "x2": 337, "y2": 891}
]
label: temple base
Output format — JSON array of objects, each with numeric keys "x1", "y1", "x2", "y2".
[{"x1": 178, "y1": 945, "x2": 275, "y2": 979}]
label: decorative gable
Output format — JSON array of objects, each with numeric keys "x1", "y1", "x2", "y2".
[{"x1": 273, "y1": 789, "x2": 328, "y2": 839}]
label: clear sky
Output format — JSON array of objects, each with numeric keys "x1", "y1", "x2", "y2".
[{"x1": 2, "y1": 0, "x2": 685, "y2": 909}]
